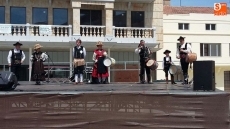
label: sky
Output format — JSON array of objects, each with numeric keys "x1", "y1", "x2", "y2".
[{"x1": 171, "y1": 0, "x2": 230, "y2": 7}]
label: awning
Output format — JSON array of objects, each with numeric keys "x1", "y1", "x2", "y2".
[{"x1": 69, "y1": 41, "x2": 160, "y2": 51}]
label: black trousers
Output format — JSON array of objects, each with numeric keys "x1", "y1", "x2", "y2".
[
  {"x1": 180, "y1": 58, "x2": 189, "y2": 81},
  {"x1": 164, "y1": 66, "x2": 173, "y2": 78},
  {"x1": 74, "y1": 66, "x2": 84, "y2": 75},
  {"x1": 11, "y1": 64, "x2": 21, "y2": 81},
  {"x1": 139, "y1": 61, "x2": 151, "y2": 82}
]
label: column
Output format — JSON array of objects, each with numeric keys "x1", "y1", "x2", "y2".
[
  {"x1": 69, "y1": 47, "x2": 73, "y2": 76},
  {"x1": 72, "y1": 1, "x2": 81, "y2": 36},
  {"x1": 105, "y1": 3, "x2": 114, "y2": 37},
  {"x1": 108, "y1": 48, "x2": 111, "y2": 83},
  {"x1": 29, "y1": 48, "x2": 32, "y2": 81}
]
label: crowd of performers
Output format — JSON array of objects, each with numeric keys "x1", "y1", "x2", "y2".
[{"x1": 7, "y1": 35, "x2": 193, "y2": 85}]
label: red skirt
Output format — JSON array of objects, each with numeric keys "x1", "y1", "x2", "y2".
[{"x1": 91, "y1": 63, "x2": 109, "y2": 78}]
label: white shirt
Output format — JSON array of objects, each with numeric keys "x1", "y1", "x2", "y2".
[
  {"x1": 134, "y1": 46, "x2": 151, "y2": 55},
  {"x1": 7, "y1": 48, "x2": 26, "y2": 64},
  {"x1": 30, "y1": 52, "x2": 48, "y2": 62},
  {"x1": 162, "y1": 56, "x2": 174, "y2": 68},
  {"x1": 176, "y1": 43, "x2": 192, "y2": 58},
  {"x1": 73, "y1": 46, "x2": 86, "y2": 58},
  {"x1": 92, "y1": 50, "x2": 107, "y2": 62}
]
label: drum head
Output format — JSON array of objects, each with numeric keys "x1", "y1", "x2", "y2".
[
  {"x1": 103, "y1": 58, "x2": 112, "y2": 67},
  {"x1": 169, "y1": 65, "x2": 178, "y2": 74},
  {"x1": 146, "y1": 59, "x2": 154, "y2": 66},
  {"x1": 110, "y1": 58, "x2": 116, "y2": 64}
]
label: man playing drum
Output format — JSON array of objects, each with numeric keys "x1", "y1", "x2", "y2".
[
  {"x1": 162, "y1": 50, "x2": 176, "y2": 84},
  {"x1": 135, "y1": 40, "x2": 153, "y2": 84},
  {"x1": 73, "y1": 39, "x2": 86, "y2": 85},
  {"x1": 91, "y1": 41, "x2": 109, "y2": 84},
  {"x1": 176, "y1": 36, "x2": 192, "y2": 85}
]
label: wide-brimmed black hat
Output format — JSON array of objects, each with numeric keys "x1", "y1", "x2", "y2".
[
  {"x1": 163, "y1": 50, "x2": 171, "y2": 54},
  {"x1": 13, "y1": 42, "x2": 22, "y2": 46},
  {"x1": 177, "y1": 36, "x2": 185, "y2": 41}
]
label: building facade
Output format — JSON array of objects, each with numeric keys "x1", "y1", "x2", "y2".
[
  {"x1": 0, "y1": 0, "x2": 163, "y2": 82},
  {"x1": 156, "y1": 6, "x2": 230, "y2": 90}
]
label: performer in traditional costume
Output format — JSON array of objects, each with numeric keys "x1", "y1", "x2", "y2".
[
  {"x1": 176, "y1": 36, "x2": 192, "y2": 85},
  {"x1": 135, "y1": 40, "x2": 153, "y2": 84},
  {"x1": 91, "y1": 41, "x2": 109, "y2": 84},
  {"x1": 7, "y1": 42, "x2": 26, "y2": 85},
  {"x1": 73, "y1": 39, "x2": 86, "y2": 85},
  {"x1": 30, "y1": 44, "x2": 48, "y2": 85},
  {"x1": 162, "y1": 50, "x2": 176, "y2": 84}
]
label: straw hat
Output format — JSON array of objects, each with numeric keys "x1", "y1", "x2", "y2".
[
  {"x1": 34, "y1": 44, "x2": 43, "y2": 50},
  {"x1": 96, "y1": 41, "x2": 103, "y2": 46}
]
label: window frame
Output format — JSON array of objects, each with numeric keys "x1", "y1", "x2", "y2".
[
  {"x1": 32, "y1": 7, "x2": 48, "y2": 25},
  {"x1": 0, "y1": 6, "x2": 5, "y2": 23},
  {"x1": 80, "y1": 9, "x2": 102, "y2": 25},
  {"x1": 200, "y1": 43, "x2": 221, "y2": 57},
  {"x1": 10, "y1": 6, "x2": 26, "y2": 24},
  {"x1": 131, "y1": 11, "x2": 145, "y2": 27},
  {"x1": 178, "y1": 23, "x2": 189, "y2": 30},
  {"x1": 53, "y1": 8, "x2": 68, "y2": 25},
  {"x1": 113, "y1": 10, "x2": 127, "y2": 27},
  {"x1": 205, "y1": 24, "x2": 216, "y2": 30}
]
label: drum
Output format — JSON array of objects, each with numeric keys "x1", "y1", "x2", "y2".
[
  {"x1": 169, "y1": 65, "x2": 178, "y2": 75},
  {"x1": 146, "y1": 59, "x2": 158, "y2": 70},
  {"x1": 103, "y1": 57, "x2": 116, "y2": 67},
  {"x1": 73, "y1": 59, "x2": 85, "y2": 67},
  {"x1": 186, "y1": 53, "x2": 197, "y2": 63}
]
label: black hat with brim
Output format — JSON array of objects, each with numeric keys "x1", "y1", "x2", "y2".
[
  {"x1": 177, "y1": 36, "x2": 185, "y2": 41},
  {"x1": 13, "y1": 42, "x2": 23, "y2": 46},
  {"x1": 163, "y1": 50, "x2": 171, "y2": 54}
]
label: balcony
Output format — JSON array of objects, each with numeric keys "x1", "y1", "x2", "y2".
[
  {"x1": 0, "y1": 23, "x2": 72, "y2": 43},
  {"x1": 79, "y1": 25, "x2": 157, "y2": 44},
  {"x1": 113, "y1": 27, "x2": 156, "y2": 43}
]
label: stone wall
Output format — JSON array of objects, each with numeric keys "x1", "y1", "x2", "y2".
[{"x1": 0, "y1": 0, "x2": 72, "y2": 25}]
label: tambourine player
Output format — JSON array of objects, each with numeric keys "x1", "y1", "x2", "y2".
[{"x1": 135, "y1": 40, "x2": 153, "y2": 84}]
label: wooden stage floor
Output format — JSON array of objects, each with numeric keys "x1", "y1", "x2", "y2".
[{"x1": 2, "y1": 81, "x2": 223, "y2": 95}]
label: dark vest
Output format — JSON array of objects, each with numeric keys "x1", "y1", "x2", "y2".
[
  {"x1": 164, "y1": 56, "x2": 172, "y2": 68},
  {"x1": 74, "y1": 46, "x2": 84, "y2": 59},
  {"x1": 178, "y1": 43, "x2": 188, "y2": 55},
  {"x1": 139, "y1": 46, "x2": 150, "y2": 61},
  {"x1": 11, "y1": 49, "x2": 22, "y2": 64},
  {"x1": 31, "y1": 51, "x2": 42, "y2": 62}
]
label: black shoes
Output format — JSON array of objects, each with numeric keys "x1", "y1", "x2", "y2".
[{"x1": 171, "y1": 82, "x2": 177, "y2": 85}]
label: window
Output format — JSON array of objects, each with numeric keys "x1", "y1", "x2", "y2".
[
  {"x1": 131, "y1": 11, "x2": 144, "y2": 27},
  {"x1": 113, "y1": 10, "x2": 126, "y2": 27},
  {"x1": 178, "y1": 23, "x2": 189, "y2": 30},
  {"x1": 10, "y1": 7, "x2": 26, "y2": 24},
  {"x1": 53, "y1": 8, "x2": 68, "y2": 25},
  {"x1": 0, "y1": 6, "x2": 5, "y2": 23},
  {"x1": 206, "y1": 24, "x2": 216, "y2": 30},
  {"x1": 200, "y1": 43, "x2": 221, "y2": 56},
  {"x1": 32, "y1": 7, "x2": 48, "y2": 24},
  {"x1": 80, "y1": 10, "x2": 102, "y2": 25}
]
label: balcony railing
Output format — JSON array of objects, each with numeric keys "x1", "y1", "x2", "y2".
[
  {"x1": 0, "y1": 23, "x2": 72, "y2": 37},
  {"x1": 113, "y1": 27, "x2": 155, "y2": 38},
  {"x1": 80, "y1": 25, "x2": 105, "y2": 37}
]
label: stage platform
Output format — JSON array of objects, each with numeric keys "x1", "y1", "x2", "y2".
[{"x1": 0, "y1": 82, "x2": 229, "y2": 129}]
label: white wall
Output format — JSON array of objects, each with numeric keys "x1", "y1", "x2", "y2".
[{"x1": 157, "y1": 13, "x2": 230, "y2": 88}]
